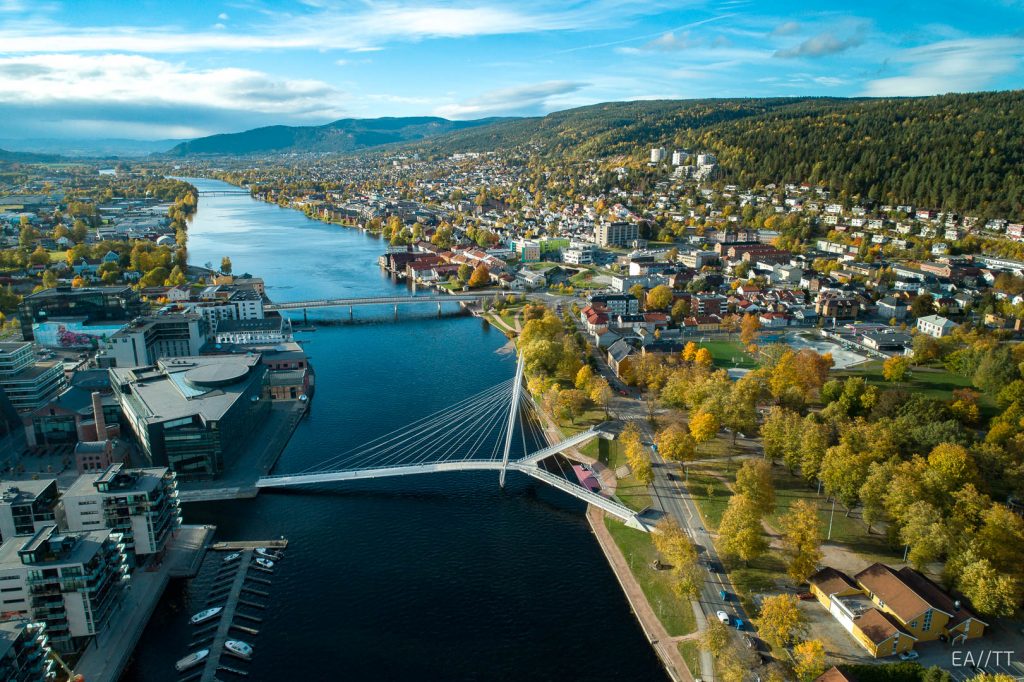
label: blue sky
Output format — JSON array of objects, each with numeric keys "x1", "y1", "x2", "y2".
[{"x1": 0, "y1": 0, "x2": 1022, "y2": 139}]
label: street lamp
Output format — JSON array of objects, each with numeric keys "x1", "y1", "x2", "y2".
[{"x1": 826, "y1": 496, "x2": 836, "y2": 541}]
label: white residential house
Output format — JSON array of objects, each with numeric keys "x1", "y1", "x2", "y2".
[{"x1": 917, "y1": 315, "x2": 957, "y2": 338}]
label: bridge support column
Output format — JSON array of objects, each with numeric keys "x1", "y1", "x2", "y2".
[
  {"x1": 499, "y1": 351, "x2": 525, "y2": 488},
  {"x1": 437, "y1": 301, "x2": 442, "y2": 317},
  {"x1": 349, "y1": 306, "x2": 353, "y2": 320},
  {"x1": 303, "y1": 308, "x2": 308, "y2": 326},
  {"x1": 394, "y1": 304, "x2": 399, "y2": 321}
]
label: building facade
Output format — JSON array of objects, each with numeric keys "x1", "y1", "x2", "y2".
[
  {"x1": 62, "y1": 464, "x2": 180, "y2": 562},
  {"x1": 0, "y1": 481, "x2": 59, "y2": 544},
  {"x1": 110, "y1": 355, "x2": 269, "y2": 477},
  {"x1": 0, "y1": 343, "x2": 66, "y2": 412},
  {"x1": 596, "y1": 222, "x2": 639, "y2": 247},
  {"x1": 0, "y1": 525, "x2": 129, "y2": 653},
  {"x1": 0, "y1": 621, "x2": 54, "y2": 682},
  {"x1": 102, "y1": 313, "x2": 207, "y2": 368},
  {"x1": 17, "y1": 286, "x2": 145, "y2": 342}
]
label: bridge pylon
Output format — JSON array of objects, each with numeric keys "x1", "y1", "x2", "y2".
[{"x1": 498, "y1": 350, "x2": 525, "y2": 488}]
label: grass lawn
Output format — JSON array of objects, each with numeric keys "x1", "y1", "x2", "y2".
[
  {"x1": 678, "y1": 640, "x2": 705, "y2": 679},
  {"x1": 833, "y1": 361, "x2": 989, "y2": 407},
  {"x1": 48, "y1": 250, "x2": 68, "y2": 263},
  {"x1": 568, "y1": 270, "x2": 605, "y2": 290},
  {"x1": 605, "y1": 517, "x2": 697, "y2": 637},
  {"x1": 597, "y1": 438, "x2": 652, "y2": 512},
  {"x1": 765, "y1": 467, "x2": 903, "y2": 561},
  {"x1": 701, "y1": 339, "x2": 758, "y2": 369},
  {"x1": 683, "y1": 461, "x2": 737, "y2": 530}
]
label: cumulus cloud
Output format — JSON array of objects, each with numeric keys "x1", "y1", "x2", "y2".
[
  {"x1": 775, "y1": 28, "x2": 866, "y2": 58},
  {"x1": 641, "y1": 31, "x2": 697, "y2": 51},
  {"x1": 434, "y1": 80, "x2": 587, "y2": 119},
  {"x1": 0, "y1": 53, "x2": 349, "y2": 138},
  {"x1": 864, "y1": 36, "x2": 1024, "y2": 96}
]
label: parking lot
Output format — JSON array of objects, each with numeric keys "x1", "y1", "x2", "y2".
[{"x1": 797, "y1": 599, "x2": 874, "y2": 665}]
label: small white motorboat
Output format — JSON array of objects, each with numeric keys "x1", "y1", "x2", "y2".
[
  {"x1": 175, "y1": 649, "x2": 209, "y2": 671},
  {"x1": 254, "y1": 557, "x2": 274, "y2": 569},
  {"x1": 224, "y1": 639, "x2": 254, "y2": 660},
  {"x1": 255, "y1": 547, "x2": 280, "y2": 560},
  {"x1": 189, "y1": 606, "x2": 223, "y2": 625},
  {"x1": 223, "y1": 552, "x2": 241, "y2": 563}
]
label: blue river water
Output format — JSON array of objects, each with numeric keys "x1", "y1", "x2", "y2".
[{"x1": 120, "y1": 177, "x2": 667, "y2": 681}]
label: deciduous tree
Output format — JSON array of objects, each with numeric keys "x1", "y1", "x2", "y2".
[
  {"x1": 468, "y1": 264, "x2": 491, "y2": 288},
  {"x1": 694, "y1": 347, "x2": 713, "y2": 368},
  {"x1": 688, "y1": 410, "x2": 719, "y2": 445},
  {"x1": 646, "y1": 284, "x2": 674, "y2": 311},
  {"x1": 656, "y1": 424, "x2": 696, "y2": 465},
  {"x1": 792, "y1": 640, "x2": 826, "y2": 682},
  {"x1": 574, "y1": 365, "x2": 594, "y2": 391},
  {"x1": 882, "y1": 355, "x2": 910, "y2": 383},
  {"x1": 740, "y1": 313, "x2": 761, "y2": 346},
  {"x1": 735, "y1": 459, "x2": 775, "y2": 515},
  {"x1": 781, "y1": 500, "x2": 822, "y2": 583},
  {"x1": 757, "y1": 594, "x2": 805, "y2": 649},
  {"x1": 719, "y1": 494, "x2": 768, "y2": 563}
]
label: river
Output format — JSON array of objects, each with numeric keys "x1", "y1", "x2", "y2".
[{"x1": 121, "y1": 177, "x2": 667, "y2": 681}]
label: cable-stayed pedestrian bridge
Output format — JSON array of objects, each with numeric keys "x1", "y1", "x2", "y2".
[{"x1": 256, "y1": 353, "x2": 649, "y2": 530}]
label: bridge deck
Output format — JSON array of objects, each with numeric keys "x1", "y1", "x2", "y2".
[{"x1": 265, "y1": 293, "x2": 484, "y2": 311}]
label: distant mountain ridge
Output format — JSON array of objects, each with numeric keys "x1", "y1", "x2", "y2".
[{"x1": 165, "y1": 116, "x2": 509, "y2": 156}]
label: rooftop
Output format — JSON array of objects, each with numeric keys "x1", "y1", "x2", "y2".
[
  {"x1": 110, "y1": 354, "x2": 263, "y2": 425},
  {"x1": 0, "y1": 479, "x2": 56, "y2": 506},
  {"x1": 0, "y1": 525, "x2": 111, "y2": 568},
  {"x1": 64, "y1": 464, "x2": 168, "y2": 498}
]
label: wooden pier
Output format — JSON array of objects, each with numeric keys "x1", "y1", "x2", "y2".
[
  {"x1": 211, "y1": 539, "x2": 288, "y2": 551},
  {"x1": 177, "y1": 540, "x2": 284, "y2": 682}
]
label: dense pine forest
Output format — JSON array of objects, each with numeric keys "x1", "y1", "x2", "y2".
[{"x1": 412, "y1": 91, "x2": 1024, "y2": 217}]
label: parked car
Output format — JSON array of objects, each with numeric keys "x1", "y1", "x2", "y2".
[
  {"x1": 716, "y1": 610, "x2": 730, "y2": 625},
  {"x1": 899, "y1": 651, "x2": 919, "y2": 661},
  {"x1": 797, "y1": 592, "x2": 814, "y2": 600}
]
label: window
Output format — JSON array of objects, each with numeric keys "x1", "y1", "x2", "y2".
[{"x1": 923, "y1": 610, "x2": 932, "y2": 631}]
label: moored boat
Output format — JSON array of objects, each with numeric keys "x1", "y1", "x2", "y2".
[
  {"x1": 225, "y1": 639, "x2": 254, "y2": 660},
  {"x1": 189, "y1": 606, "x2": 222, "y2": 625},
  {"x1": 223, "y1": 552, "x2": 241, "y2": 563},
  {"x1": 254, "y1": 557, "x2": 274, "y2": 569},
  {"x1": 175, "y1": 649, "x2": 209, "y2": 671}
]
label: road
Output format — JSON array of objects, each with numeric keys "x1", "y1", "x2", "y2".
[{"x1": 566, "y1": 307, "x2": 758, "y2": 680}]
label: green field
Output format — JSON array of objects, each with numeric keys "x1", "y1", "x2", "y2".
[
  {"x1": 49, "y1": 250, "x2": 68, "y2": 263},
  {"x1": 833, "y1": 360, "x2": 994, "y2": 415},
  {"x1": 701, "y1": 339, "x2": 758, "y2": 369},
  {"x1": 605, "y1": 518, "x2": 698, "y2": 637}
]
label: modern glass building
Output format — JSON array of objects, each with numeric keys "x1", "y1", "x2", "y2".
[{"x1": 18, "y1": 286, "x2": 147, "y2": 342}]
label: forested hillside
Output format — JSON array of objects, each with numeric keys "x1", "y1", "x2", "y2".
[{"x1": 413, "y1": 91, "x2": 1024, "y2": 217}]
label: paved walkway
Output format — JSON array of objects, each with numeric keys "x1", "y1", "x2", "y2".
[{"x1": 588, "y1": 506, "x2": 694, "y2": 682}]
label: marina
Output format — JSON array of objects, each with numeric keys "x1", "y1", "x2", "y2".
[{"x1": 175, "y1": 542, "x2": 285, "y2": 682}]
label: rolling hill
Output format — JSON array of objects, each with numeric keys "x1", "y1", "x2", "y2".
[{"x1": 164, "y1": 116, "x2": 509, "y2": 156}]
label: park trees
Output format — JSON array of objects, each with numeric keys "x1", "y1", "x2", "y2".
[
  {"x1": 882, "y1": 355, "x2": 910, "y2": 383},
  {"x1": 694, "y1": 347, "x2": 713, "y2": 368},
  {"x1": 554, "y1": 389, "x2": 587, "y2": 424},
  {"x1": 220, "y1": 256, "x2": 232, "y2": 274},
  {"x1": 574, "y1": 365, "x2": 594, "y2": 391},
  {"x1": 780, "y1": 500, "x2": 823, "y2": 583},
  {"x1": 757, "y1": 594, "x2": 805, "y2": 649},
  {"x1": 652, "y1": 518, "x2": 701, "y2": 598},
  {"x1": 457, "y1": 263, "x2": 472, "y2": 283},
  {"x1": 589, "y1": 378, "x2": 613, "y2": 416},
  {"x1": 688, "y1": 410, "x2": 719, "y2": 446},
  {"x1": 656, "y1": 423, "x2": 696, "y2": 466},
  {"x1": 681, "y1": 341, "x2": 698, "y2": 363},
  {"x1": 719, "y1": 494, "x2": 768, "y2": 563},
  {"x1": 761, "y1": 406, "x2": 802, "y2": 470},
  {"x1": 699, "y1": 619, "x2": 730, "y2": 659},
  {"x1": 734, "y1": 459, "x2": 775, "y2": 516}
]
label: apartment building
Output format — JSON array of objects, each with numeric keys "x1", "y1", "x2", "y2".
[{"x1": 0, "y1": 480, "x2": 59, "y2": 544}]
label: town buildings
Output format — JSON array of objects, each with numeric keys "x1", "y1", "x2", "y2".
[
  {"x1": 0, "y1": 480, "x2": 60, "y2": 544},
  {"x1": 0, "y1": 621, "x2": 54, "y2": 682},
  {"x1": 17, "y1": 286, "x2": 146, "y2": 342},
  {"x1": 0, "y1": 343, "x2": 66, "y2": 412},
  {"x1": 809, "y1": 563, "x2": 986, "y2": 658},
  {"x1": 62, "y1": 464, "x2": 180, "y2": 563},
  {"x1": 0, "y1": 524, "x2": 129, "y2": 654},
  {"x1": 100, "y1": 312, "x2": 207, "y2": 368},
  {"x1": 596, "y1": 221, "x2": 639, "y2": 247},
  {"x1": 110, "y1": 355, "x2": 269, "y2": 477}
]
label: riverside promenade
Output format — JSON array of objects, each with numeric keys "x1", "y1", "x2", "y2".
[
  {"x1": 74, "y1": 524, "x2": 214, "y2": 682},
  {"x1": 588, "y1": 507, "x2": 694, "y2": 682},
  {"x1": 178, "y1": 400, "x2": 307, "y2": 503}
]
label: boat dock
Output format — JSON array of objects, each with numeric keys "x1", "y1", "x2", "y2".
[
  {"x1": 177, "y1": 541, "x2": 285, "y2": 682},
  {"x1": 211, "y1": 539, "x2": 288, "y2": 551}
]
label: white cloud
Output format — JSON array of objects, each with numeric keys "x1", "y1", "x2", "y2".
[
  {"x1": 864, "y1": 37, "x2": 1024, "y2": 96},
  {"x1": 218, "y1": 12, "x2": 230, "y2": 20},
  {"x1": 0, "y1": 53, "x2": 349, "y2": 137},
  {"x1": 0, "y1": 2, "x2": 657, "y2": 54},
  {"x1": 434, "y1": 80, "x2": 587, "y2": 118}
]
